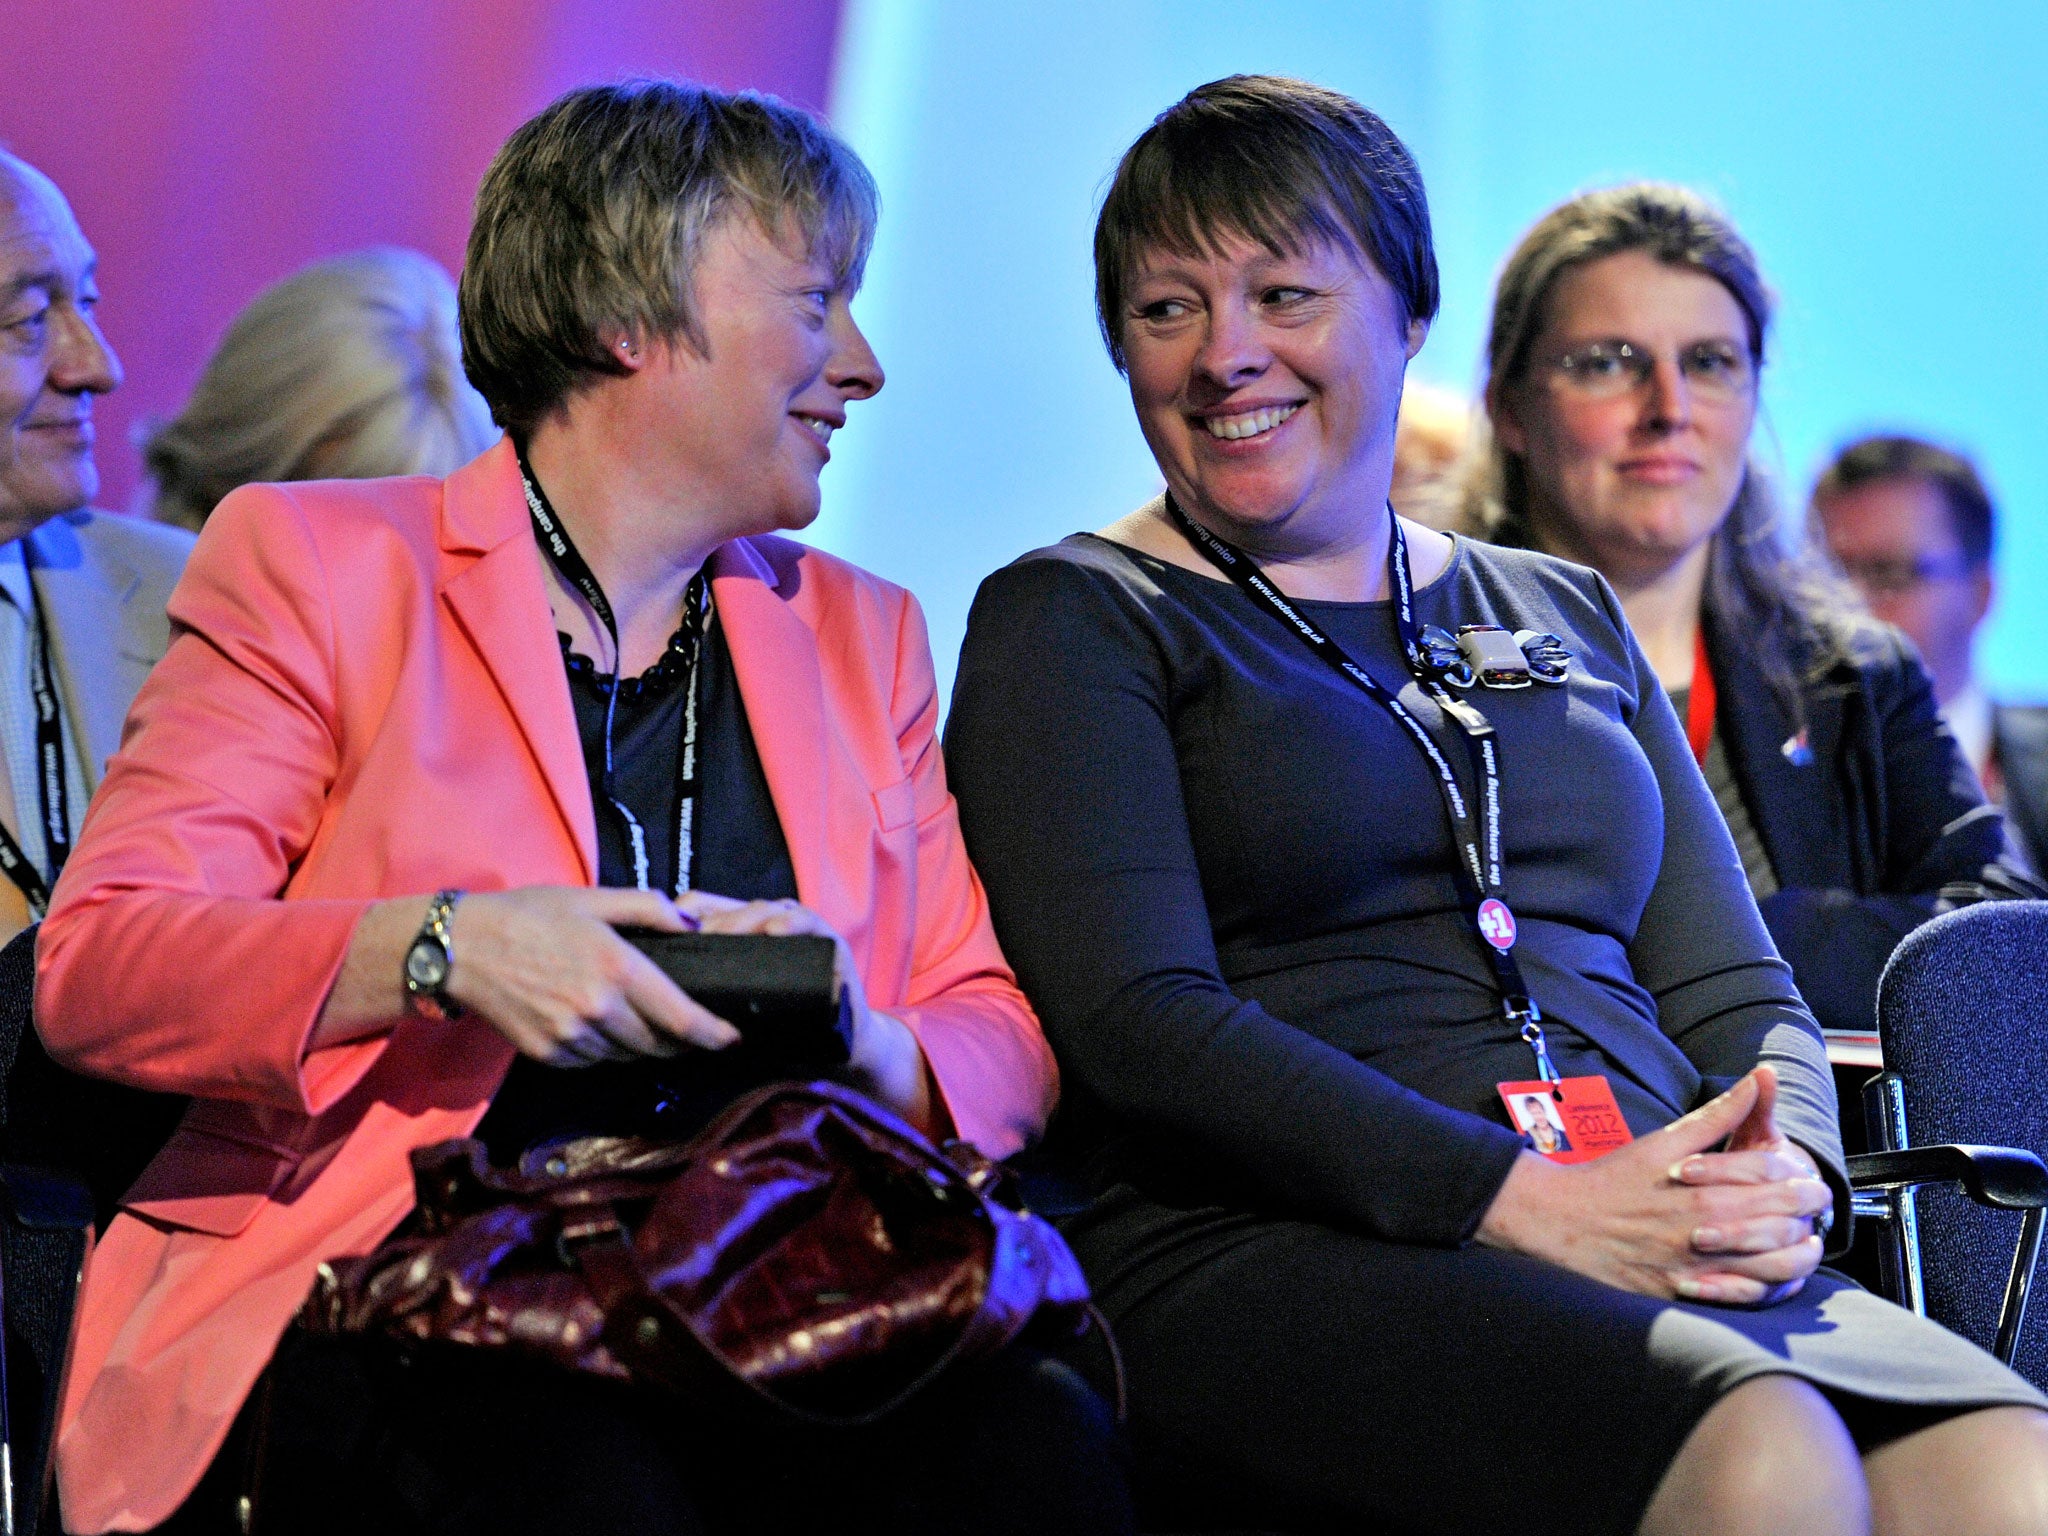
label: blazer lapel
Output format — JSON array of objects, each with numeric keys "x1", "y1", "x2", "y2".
[
  {"x1": 1705, "y1": 607, "x2": 1843, "y2": 891},
  {"x1": 28, "y1": 514, "x2": 142, "y2": 791},
  {"x1": 711, "y1": 539, "x2": 840, "y2": 914},
  {"x1": 437, "y1": 443, "x2": 597, "y2": 881}
]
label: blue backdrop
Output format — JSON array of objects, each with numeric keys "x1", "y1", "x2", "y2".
[{"x1": 813, "y1": 0, "x2": 2048, "y2": 712}]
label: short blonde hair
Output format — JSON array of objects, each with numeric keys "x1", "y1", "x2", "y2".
[
  {"x1": 460, "y1": 80, "x2": 877, "y2": 436},
  {"x1": 142, "y1": 247, "x2": 497, "y2": 530}
]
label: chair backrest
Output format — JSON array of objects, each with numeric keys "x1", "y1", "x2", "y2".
[
  {"x1": 1, "y1": 924, "x2": 188, "y2": 1536},
  {"x1": 1, "y1": 923, "x2": 85, "y2": 1536},
  {"x1": 0, "y1": 924, "x2": 35, "y2": 1133},
  {"x1": 1878, "y1": 899, "x2": 2048, "y2": 1387}
]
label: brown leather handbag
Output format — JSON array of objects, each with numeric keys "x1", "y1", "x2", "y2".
[{"x1": 300, "y1": 1079, "x2": 1107, "y2": 1424}]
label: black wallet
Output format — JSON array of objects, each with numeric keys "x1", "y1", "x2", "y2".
[{"x1": 617, "y1": 928, "x2": 852, "y2": 1070}]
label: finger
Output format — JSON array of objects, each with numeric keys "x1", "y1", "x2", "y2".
[
  {"x1": 689, "y1": 898, "x2": 772, "y2": 933},
  {"x1": 1671, "y1": 1149, "x2": 1816, "y2": 1187},
  {"x1": 675, "y1": 890, "x2": 746, "y2": 924},
  {"x1": 531, "y1": 1019, "x2": 615, "y2": 1068},
  {"x1": 694, "y1": 899, "x2": 824, "y2": 937},
  {"x1": 1653, "y1": 1072, "x2": 1762, "y2": 1166},
  {"x1": 1725, "y1": 1064, "x2": 1781, "y2": 1154},
  {"x1": 1695, "y1": 1234, "x2": 1825, "y2": 1286},
  {"x1": 763, "y1": 904, "x2": 831, "y2": 938},
  {"x1": 586, "y1": 994, "x2": 681, "y2": 1059},
  {"x1": 1692, "y1": 1177, "x2": 1834, "y2": 1224},
  {"x1": 617, "y1": 944, "x2": 740, "y2": 1051},
  {"x1": 1690, "y1": 1215, "x2": 1819, "y2": 1256},
  {"x1": 1677, "y1": 1274, "x2": 1780, "y2": 1307},
  {"x1": 575, "y1": 887, "x2": 693, "y2": 933}
]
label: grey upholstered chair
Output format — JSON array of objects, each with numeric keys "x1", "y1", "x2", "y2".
[{"x1": 1852, "y1": 900, "x2": 2048, "y2": 1388}]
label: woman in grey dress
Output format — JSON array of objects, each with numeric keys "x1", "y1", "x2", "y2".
[{"x1": 945, "y1": 74, "x2": 2048, "y2": 1535}]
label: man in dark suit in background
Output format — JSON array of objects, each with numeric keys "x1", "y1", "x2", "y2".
[
  {"x1": 1813, "y1": 434, "x2": 2048, "y2": 877},
  {"x1": 0, "y1": 149, "x2": 194, "y2": 941}
]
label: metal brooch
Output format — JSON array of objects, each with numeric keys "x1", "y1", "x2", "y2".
[
  {"x1": 1513, "y1": 630, "x2": 1572, "y2": 686},
  {"x1": 1414, "y1": 624, "x2": 1571, "y2": 689}
]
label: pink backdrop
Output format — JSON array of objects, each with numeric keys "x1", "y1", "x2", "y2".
[{"x1": 3, "y1": 0, "x2": 845, "y2": 512}]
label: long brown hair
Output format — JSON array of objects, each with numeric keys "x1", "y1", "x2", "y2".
[{"x1": 1456, "y1": 183, "x2": 1868, "y2": 710}]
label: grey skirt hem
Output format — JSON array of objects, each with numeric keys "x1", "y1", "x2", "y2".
[{"x1": 1068, "y1": 1192, "x2": 2043, "y2": 1536}]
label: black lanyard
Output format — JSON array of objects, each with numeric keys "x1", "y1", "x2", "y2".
[
  {"x1": 1163, "y1": 494, "x2": 1561, "y2": 1081},
  {"x1": 0, "y1": 577, "x2": 75, "y2": 917},
  {"x1": 518, "y1": 448, "x2": 708, "y2": 896}
]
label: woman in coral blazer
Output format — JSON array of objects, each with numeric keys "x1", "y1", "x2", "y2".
[{"x1": 36, "y1": 84, "x2": 1123, "y2": 1536}]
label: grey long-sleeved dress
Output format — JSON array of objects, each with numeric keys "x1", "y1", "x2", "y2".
[{"x1": 945, "y1": 530, "x2": 2041, "y2": 1535}]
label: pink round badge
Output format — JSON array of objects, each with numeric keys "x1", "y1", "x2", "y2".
[{"x1": 1477, "y1": 898, "x2": 1517, "y2": 951}]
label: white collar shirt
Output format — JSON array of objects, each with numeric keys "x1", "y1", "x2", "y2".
[
  {"x1": 1944, "y1": 681, "x2": 1996, "y2": 787},
  {"x1": 0, "y1": 535, "x2": 94, "y2": 896}
]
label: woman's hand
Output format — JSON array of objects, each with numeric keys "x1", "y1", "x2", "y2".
[
  {"x1": 317, "y1": 886, "x2": 739, "y2": 1065},
  {"x1": 447, "y1": 888, "x2": 742, "y2": 1064},
  {"x1": 677, "y1": 891, "x2": 937, "y2": 1134},
  {"x1": 1475, "y1": 1067, "x2": 1830, "y2": 1306}
]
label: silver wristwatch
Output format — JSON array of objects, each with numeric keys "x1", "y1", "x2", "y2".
[{"x1": 403, "y1": 889, "x2": 464, "y2": 1020}]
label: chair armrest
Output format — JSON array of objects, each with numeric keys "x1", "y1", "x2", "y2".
[
  {"x1": 0, "y1": 1164, "x2": 94, "y2": 1232},
  {"x1": 1848, "y1": 1145, "x2": 2048, "y2": 1211}
]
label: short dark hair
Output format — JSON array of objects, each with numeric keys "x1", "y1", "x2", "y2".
[
  {"x1": 461, "y1": 80, "x2": 877, "y2": 435},
  {"x1": 1813, "y1": 434, "x2": 1996, "y2": 568},
  {"x1": 1092, "y1": 75, "x2": 1439, "y2": 371}
]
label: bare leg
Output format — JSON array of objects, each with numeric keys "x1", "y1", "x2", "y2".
[
  {"x1": 1865, "y1": 1406, "x2": 2048, "y2": 1536},
  {"x1": 1639, "y1": 1375, "x2": 1868, "y2": 1536}
]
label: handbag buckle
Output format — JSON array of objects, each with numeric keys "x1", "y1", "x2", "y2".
[{"x1": 553, "y1": 1210, "x2": 627, "y2": 1269}]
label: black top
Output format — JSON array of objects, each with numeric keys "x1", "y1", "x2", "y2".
[
  {"x1": 944, "y1": 533, "x2": 1846, "y2": 1250},
  {"x1": 1671, "y1": 683, "x2": 1778, "y2": 897},
  {"x1": 1700, "y1": 599, "x2": 2033, "y2": 1035},
  {"x1": 475, "y1": 609, "x2": 799, "y2": 1161}
]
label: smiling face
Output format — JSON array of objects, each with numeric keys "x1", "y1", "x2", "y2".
[
  {"x1": 0, "y1": 160, "x2": 122, "y2": 541},
  {"x1": 631, "y1": 212, "x2": 881, "y2": 539},
  {"x1": 1120, "y1": 231, "x2": 1426, "y2": 557},
  {"x1": 1493, "y1": 249, "x2": 1756, "y2": 589}
]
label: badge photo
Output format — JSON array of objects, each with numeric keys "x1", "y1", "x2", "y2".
[
  {"x1": 1496, "y1": 1076, "x2": 1635, "y2": 1164},
  {"x1": 1506, "y1": 1089, "x2": 1574, "y2": 1156}
]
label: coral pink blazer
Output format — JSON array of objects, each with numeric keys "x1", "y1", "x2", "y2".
[{"x1": 35, "y1": 440, "x2": 1056, "y2": 1532}]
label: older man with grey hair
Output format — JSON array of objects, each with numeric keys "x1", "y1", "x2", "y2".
[{"x1": 0, "y1": 150, "x2": 193, "y2": 939}]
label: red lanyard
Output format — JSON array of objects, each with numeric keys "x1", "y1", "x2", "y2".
[{"x1": 1684, "y1": 628, "x2": 1716, "y2": 768}]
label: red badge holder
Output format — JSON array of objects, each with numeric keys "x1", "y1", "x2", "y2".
[{"x1": 1498, "y1": 1077, "x2": 1633, "y2": 1164}]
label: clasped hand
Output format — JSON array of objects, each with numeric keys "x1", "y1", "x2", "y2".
[{"x1": 1476, "y1": 1065, "x2": 1831, "y2": 1306}]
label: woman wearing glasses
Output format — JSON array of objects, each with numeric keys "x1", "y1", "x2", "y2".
[
  {"x1": 1454, "y1": 184, "x2": 2030, "y2": 1043},
  {"x1": 946, "y1": 80, "x2": 2048, "y2": 1535}
]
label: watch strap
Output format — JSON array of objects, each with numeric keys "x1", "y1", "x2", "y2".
[{"x1": 404, "y1": 888, "x2": 465, "y2": 1020}]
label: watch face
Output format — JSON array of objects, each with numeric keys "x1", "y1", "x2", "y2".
[{"x1": 405, "y1": 939, "x2": 450, "y2": 991}]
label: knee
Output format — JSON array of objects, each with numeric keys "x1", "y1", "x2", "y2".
[
  {"x1": 1642, "y1": 1376, "x2": 1868, "y2": 1536},
  {"x1": 1868, "y1": 1405, "x2": 2048, "y2": 1536}
]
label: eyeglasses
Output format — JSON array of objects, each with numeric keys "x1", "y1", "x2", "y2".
[
  {"x1": 1834, "y1": 553, "x2": 1979, "y2": 598},
  {"x1": 1549, "y1": 339, "x2": 1755, "y2": 402}
]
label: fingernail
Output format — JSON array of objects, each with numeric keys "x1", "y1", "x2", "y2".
[
  {"x1": 1669, "y1": 1159, "x2": 1703, "y2": 1182},
  {"x1": 1676, "y1": 1278, "x2": 1706, "y2": 1300},
  {"x1": 1692, "y1": 1227, "x2": 1723, "y2": 1249}
]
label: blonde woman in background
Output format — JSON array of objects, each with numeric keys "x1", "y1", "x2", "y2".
[
  {"x1": 140, "y1": 246, "x2": 498, "y2": 529},
  {"x1": 1389, "y1": 380, "x2": 1470, "y2": 522}
]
